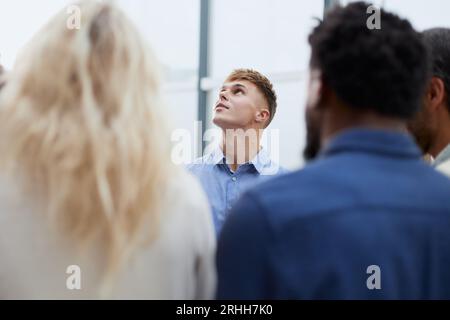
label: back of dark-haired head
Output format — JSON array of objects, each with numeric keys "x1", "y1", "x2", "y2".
[
  {"x1": 308, "y1": 2, "x2": 430, "y2": 119},
  {"x1": 423, "y1": 28, "x2": 450, "y2": 112}
]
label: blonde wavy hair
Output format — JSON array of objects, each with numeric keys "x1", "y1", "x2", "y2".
[{"x1": 0, "y1": 1, "x2": 172, "y2": 296}]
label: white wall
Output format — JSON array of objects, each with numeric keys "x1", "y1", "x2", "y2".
[
  {"x1": 0, "y1": 0, "x2": 201, "y2": 153},
  {"x1": 342, "y1": 0, "x2": 450, "y2": 31},
  {"x1": 0, "y1": 0, "x2": 71, "y2": 68}
]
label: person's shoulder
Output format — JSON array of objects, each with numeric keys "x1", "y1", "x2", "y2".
[
  {"x1": 258, "y1": 162, "x2": 290, "y2": 177},
  {"x1": 185, "y1": 153, "x2": 216, "y2": 173},
  {"x1": 190, "y1": 155, "x2": 210, "y2": 165},
  {"x1": 186, "y1": 156, "x2": 205, "y2": 170},
  {"x1": 167, "y1": 168, "x2": 209, "y2": 208},
  {"x1": 237, "y1": 168, "x2": 309, "y2": 215},
  {"x1": 166, "y1": 168, "x2": 216, "y2": 248},
  {"x1": 236, "y1": 159, "x2": 346, "y2": 224},
  {"x1": 250, "y1": 160, "x2": 328, "y2": 197},
  {"x1": 255, "y1": 149, "x2": 289, "y2": 177},
  {"x1": 170, "y1": 168, "x2": 216, "y2": 227}
]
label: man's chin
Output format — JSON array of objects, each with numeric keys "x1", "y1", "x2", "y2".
[
  {"x1": 213, "y1": 116, "x2": 248, "y2": 131},
  {"x1": 212, "y1": 117, "x2": 223, "y2": 127},
  {"x1": 213, "y1": 117, "x2": 232, "y2": 129}
]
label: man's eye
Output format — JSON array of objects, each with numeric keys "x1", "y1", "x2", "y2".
[{"x1": 234, "y1": 89, "x2": 244, "y2": 94}]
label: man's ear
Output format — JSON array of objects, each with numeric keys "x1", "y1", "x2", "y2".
[
  {"x1": 428, "y1": 76, "x2": 446, "y2": 111},
  {"x1": 306, "y1": 69, "x2": 327, "y2": 110},
  {"x1": 255, "y1": 108, "x2": 270, "y2": 125}
]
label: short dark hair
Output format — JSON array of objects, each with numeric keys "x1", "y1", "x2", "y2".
[
  {"x1": 423, "y1": 28, "x2": 450, "y2": 111},
  {"x1": 308, "y1": 2, "x2": 430, "y2": 119}
]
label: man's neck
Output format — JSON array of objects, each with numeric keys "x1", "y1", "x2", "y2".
[
  {"x1": 429, "y1": 122, "x2": 450, "y2": 158},
  {"x1": 220, "y1": 128, "x2": 262, "y2": 172}
]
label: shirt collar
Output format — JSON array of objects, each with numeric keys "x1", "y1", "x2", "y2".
[
  {"x1": 433, "y1": 144, "x2": 450, "y2": 168},
  {"x1": 321, "y1": 128, "x2": 421, "y2": 159},
  {"x1": 207, "y1": 147, "x2": 226, "y2": 165},
  {"x1": 249, "y1": 148, "x2": 272, "y2": 174},
  {"x1": 206, "y1": 146, "x2": 276, "y2": 175}
]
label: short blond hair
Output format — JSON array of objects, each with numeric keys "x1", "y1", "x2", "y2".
[{"x1": 226, "y1": 68, "x2": 277, "y2": 127}]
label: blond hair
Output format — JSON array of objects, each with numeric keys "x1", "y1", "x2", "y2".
[{"x1": 0, "y1": 1, "x2": 171, "y2": 296}]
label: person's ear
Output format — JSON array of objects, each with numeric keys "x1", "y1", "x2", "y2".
[
  {"x1": 306, "y1": 69, "x2": 326, "y2": 110},
  {"x1": 427, "y1": 76, "x2": 446, "y2": 111},
  {"x1": 255, "y1": 108, "x2": 270, "y2": 125}
]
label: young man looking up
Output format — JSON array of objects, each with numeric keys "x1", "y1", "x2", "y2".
[{"x1": 188, "y1": 69, "x2": 286, "y2": 235}]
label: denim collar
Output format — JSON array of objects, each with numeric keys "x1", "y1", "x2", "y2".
[{"x1": 321, "y1": 128, "x2": 421, "y2": 159}]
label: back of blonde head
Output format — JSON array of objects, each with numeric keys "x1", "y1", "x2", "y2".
[{"x1": 0, "y1": 0, "x2": 171, "y2": 296}]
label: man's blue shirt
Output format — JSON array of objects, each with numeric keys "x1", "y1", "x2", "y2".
[
  {"x1": 217, "y1": 128, "x2": 450, "y2": 299},
  {"x1": 188, "y1": 147, "x2": 288, "y2": 234}
]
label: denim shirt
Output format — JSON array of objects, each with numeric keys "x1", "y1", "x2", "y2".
[
  {"x1": 217, "y1": 129, "x2": 450, "y2": 299},
  {"x1": 188, "y1": 147, "x2": 288, "y2": 234}
]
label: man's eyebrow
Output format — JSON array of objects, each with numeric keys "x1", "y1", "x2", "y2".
[{"x1": 221, "y1": 83, "x2": 247, "y2": 90}]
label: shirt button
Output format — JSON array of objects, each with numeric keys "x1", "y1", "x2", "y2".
[{"x1": 231, "y1": 177, "x2": 237, "y2": 182}]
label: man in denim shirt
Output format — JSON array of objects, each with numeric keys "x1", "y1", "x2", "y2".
[
  {"x1": 188, "y1": 69, "x2": 287, "y2": 235},
  {"x1": 217, "y1": 3, "x2": 450, "y2": 299}
]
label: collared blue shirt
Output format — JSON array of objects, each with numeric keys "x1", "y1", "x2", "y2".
[
  {"x1": 217, "y1": 128, "x2": 450, "y2": 299},
  {"x1": 188, "y1": 147, "x2": 288, "y2": 235}
]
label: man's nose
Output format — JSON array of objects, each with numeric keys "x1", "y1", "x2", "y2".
[{"x1": 219, "y1": 91, "x2": 229, "y2": 101}]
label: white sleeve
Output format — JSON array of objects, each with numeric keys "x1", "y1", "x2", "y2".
[{"x1": 186, "y1": 172, "x2": 217, "y2": 300}]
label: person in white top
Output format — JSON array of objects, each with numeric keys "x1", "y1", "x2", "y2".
[{"x1": 0, "y1": 0, "x2": 215, "y2": 299}]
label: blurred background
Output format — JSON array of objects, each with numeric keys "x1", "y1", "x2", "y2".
[{"x1": 1, "y1": 0, "x2": 449, "y2": 169}]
